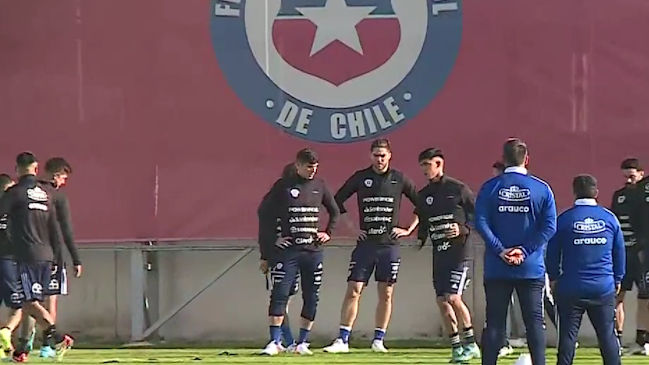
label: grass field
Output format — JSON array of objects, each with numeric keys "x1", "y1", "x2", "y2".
[{"x1": 16, "y1": 348, "x2": 649, "y2": 364}]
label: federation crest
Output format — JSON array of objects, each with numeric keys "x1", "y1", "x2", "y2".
[
  {"x1": 211, "y1": 0, "x2": 463, "y2": 143},
  {"x1": 364, "y1": 178, "x2": 373, "y2": 187},
  {"x1": 426, "y1": 196, "x2": 434, "y2": 205},
  {"x1": 290, "y1": 188, "x2": 300, "y2": 198}
]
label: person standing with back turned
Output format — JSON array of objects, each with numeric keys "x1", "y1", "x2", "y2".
[
  {"x1": 475, "y1": 138, "x2": 557, "y2": 365},
  {"x1": 547, "y1": 174, "x2": 624, "y2": 365}
]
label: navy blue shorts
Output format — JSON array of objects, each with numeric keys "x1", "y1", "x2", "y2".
[
  {"x1": 0, "y1": 258, "x2": 23, "y2": 309},
  {"x1": 45, "y1": 263, "x2": 68, "y2": 296},
  {"x1": 347, "y1": 243, "x2": 401, "y2": 284},
  {"x1": 433, "y1": 260, "x2": 470, "y2": 297},
  {"x1": 19, "y1": 261, "x2": 53, "y2": 302},
  {"x1": 621, "y1": 249, "x2": 649, "y2": 299},
  {"x1": 268, "y1": 261, "x2": 300, "y2": 296}
]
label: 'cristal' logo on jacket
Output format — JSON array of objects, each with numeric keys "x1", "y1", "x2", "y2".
[
  {"x1": 498, "y1": 186, "x2": 531, "y2": 202},
  {"x1": 573, "y1": 218, "x2": 606, "y2": 234}
]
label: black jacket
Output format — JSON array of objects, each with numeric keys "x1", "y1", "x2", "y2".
[
  {"x1": 258, "y1": 175, "x2": 340, "y2": 256},
  {"x1": 335, "y1": 167, "x2": 417, "y2": 245},
  {"x1": 415, "y1": 175, "x2": 475, "y2": 260},
  {"x1": 0, "y1": 175, "x2": 63, "y2": 262}
]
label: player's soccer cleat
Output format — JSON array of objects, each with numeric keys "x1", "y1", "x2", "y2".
[
  {"x1": 11, "y1": 352, "x2": 27, "y2": 363},
  {"x1": 285, "y1": 342, "x2": 297, "y2": 353},
  {"x1": 40, "y1": 345, "x2": 56, "y2": 358},
  {"x1": 9, "y1": 351, "x2": 29, "y2": 362},
  {"x1": 623, "y1": 343, "x2": 649, "y2": 356},
  {"x1": 450, "y1": 347, "x2": 472, "y2": 363},
  {"x1": 498, "y1": 345, "x2": 514, "y2": 358},
  {"x1": 55, "y1": 335, "x2": 74, "y2": 361},
  {"x1": 323, "y1": 338, "x2": 349, "y2": 353},
  {"x1": 370, "y1": 339, "x2": 388, "y2": 353},
  {"x1": 0, "y1": 328, "x2": 12, "y2": 353},
  {"x1": 294, "y1": 342, "x2": 313, "y2": 355},
  {"x1": 462, "y1": 343, "x2": 481, "y2": 359},
  {"x1": 260, "y1": 341, "x2": 282, "y2": 356}
]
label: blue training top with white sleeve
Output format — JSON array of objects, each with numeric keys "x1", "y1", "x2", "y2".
[
  {"x1": 546, "y1": 198, "x2": 626, "y2": 298},
  {"x1": 475, "y1": 166, "x2": 557, "y2": 280}
]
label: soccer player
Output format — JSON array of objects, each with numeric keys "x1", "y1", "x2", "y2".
[
  {"x1": 323, "y1": 138, "x2": 418, "y2": 353},
  {"x1": 257, "y1": 162, "x2": 299, "y2": 352},
  {"x1": 610, "y1": 158, "x2": 649, "y2": 354},
  {"x1": 547, "y1": 174, "x2": 625, "y2": 365},
  {"x1": 414, "y1": 148, "x2": 480, "y2": 362},
  {"x1": 475, "y1": 138, "x2": 557, "y2": 365},
  {"x1": 259, "y1": 149, "x2": 340, "y2": 356},
  {"x1": 630, "y1": 161, "x2": 649, "y2": 355},
  {"x1": 0, "y1": 152, "x2": 73, "y2": 361},
  {"x1": 0, "y1": 174, "x2": 18, "y2": 359},
  {"x1": 15, "y1": 157, "x2": 82, "y2": 359}
]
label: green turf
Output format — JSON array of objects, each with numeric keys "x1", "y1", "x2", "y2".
[{"x1": 12, "y1": 348, "x2": 649, "y2": 364}]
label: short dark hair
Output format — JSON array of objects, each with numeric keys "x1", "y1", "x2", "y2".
[
  {"x1": 620, "y1": 158, "x2": 642, "y2": 171},
  {"x1": 418, "y1": 148, "x2": 444, "y2": 162},
  {"x1": 16, "y1": 152, "x2": 37, "y2": 169},
  {"x1": 281, "y1": 163, "x2": 296, "y2": 179},
  {"x1": 492, "y1": 161, "x2": 505, "y2": 171},
  {"x1": 503, "y1": 138, "x2": 528, "y2": 167},
  {"x1": 45, "y1": 157, "x2": 72, "y2": 175},
  {"x1": 370, "y1": 138, "x2": 391, "y2": 152},
  {"x1": 573, "y1": 174, "x2": 598, "y2": 199},
  {"x1": 0, "y1": 174, "x2": 13, "y2": 191},
  {"x1": 296, "y1": 148, "x2": 319, "y2": 165}
]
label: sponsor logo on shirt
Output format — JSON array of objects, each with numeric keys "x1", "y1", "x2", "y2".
[
  {"x1": 573, "y1": 217, "x2": 606, "y2": 234},
  {"x1": 498, "y1": 186, "x2": 531, "y2": 202}
]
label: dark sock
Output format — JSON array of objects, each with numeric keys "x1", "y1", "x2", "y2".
[
  {"x1": 636, "y1": 330, "x2": 647, "y2": 347},
  {"x1": 462, "y1": 326, "x2": 475, "y2": 345},
  {"x1": 450, "y1": 332, "x2": 462, "y2": 350},
  {"x1": 298, "y1": 328, "x2": 310, "y2": 344},
  {"x1": 339, "y1": 326, "x2": 351, "y2": 344},
  {"x1": 15, "y1": 338, "x2": 28, "y2": 353},
  {"x1": 269, "y1": 325, "x2": 281, "y2": 345},
  {"x1": 280, "y1": 318, "x2": 294, "y2": 345},
  {"x1": 373, "y1": 328, "x2": 386, "y2": 341}
]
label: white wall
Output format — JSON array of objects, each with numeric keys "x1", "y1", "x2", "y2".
[{"x1": 51, "y1": 240, "x2": 641, "y2": 346}]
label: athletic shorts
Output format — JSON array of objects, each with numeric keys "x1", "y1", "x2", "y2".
[{"x1": 347, "y1": 243, "x2": 400, "y2": 284}]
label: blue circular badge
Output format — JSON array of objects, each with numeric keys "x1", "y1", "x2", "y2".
[{"x1": 210, "y1": 0, "x2": 462, "y2": 143}]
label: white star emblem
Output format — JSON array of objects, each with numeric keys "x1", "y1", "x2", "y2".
[{"x1": 297, "y1": 0, "x2": 376, "y2": 57}]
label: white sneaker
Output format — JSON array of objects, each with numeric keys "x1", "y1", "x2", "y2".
[
  {"x1": 371, "y1": 339, "x2": 388, "y2": 353},
  {"x1": 513, "y1": 353, "x2": 533, "y2": 365},
  {"x1": 623, "y1": 343, "x2": 649, "y2": 356},
  {"x1": 498, "y1": 345, "x2": 514, "y2": 358},
  {"x1": 323, "y1": 338, "x2": 349, "y2": 353},
  {"x1": 294, "y1": 342, "x2": 313, "y2": 355},
  {"x1": 285, "y1": 342, "x2": 297, "y2": 353},
  {"x1": 260, "y1": 341, "x2": 281, "y2": 356},
  {"x1": 509, "y1": 338, "x2": 527, "y2": 348}
]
